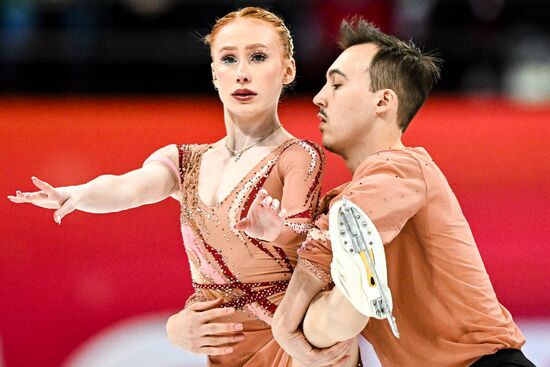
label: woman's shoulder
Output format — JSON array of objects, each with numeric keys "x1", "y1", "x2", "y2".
[
  {"x1": 176, "y1": 143, "x2": 210, "y2": 151},
  {"x1": 280, "y1": 139, "x2": 325, "y2": 158},
  {"x1": 277, "y1": 138, "x2": 326, "y2": 176}
]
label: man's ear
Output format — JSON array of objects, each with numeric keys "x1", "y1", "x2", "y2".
[
  {"x1": 283, "y1": 58, "x2": 296, "y2": 85},
  {"x1": 376, "y1": 89, "x2": 397, "y2": 112}
]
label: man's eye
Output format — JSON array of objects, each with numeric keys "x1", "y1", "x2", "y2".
[
  {"x1": 251, "y1": 53, "x2": 267, "y2": 63},
  {"x1": 221, "y1": 55, "x2": 237, "y2": 64}
]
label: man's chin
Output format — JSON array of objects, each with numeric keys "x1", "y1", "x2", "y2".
[{"x1": 322, "y1": 141, "x2": 337, "y2": 154}]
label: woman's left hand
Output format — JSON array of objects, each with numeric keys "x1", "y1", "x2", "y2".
[{"x1": 234, "y1": 189, "x2": 286, "y2": 242}]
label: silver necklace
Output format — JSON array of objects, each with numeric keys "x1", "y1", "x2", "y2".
[{"x1": 225, "y1": 124, "x2": 282, "y2": 162}]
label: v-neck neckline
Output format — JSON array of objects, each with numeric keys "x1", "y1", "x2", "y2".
[{"x1": 195, "y1": 138, "x2": 297, "y2": 208}]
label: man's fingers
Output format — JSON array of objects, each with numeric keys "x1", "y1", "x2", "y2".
[
  {"x1": 199, "y1": 306, "x2": 236, "y2": 322},
  {"x1": 331, "y1": 355, "x2": 352, "y2": 367},
  {"x1": 201, "y1": 334, "x2": 244, "y2": 346},
  {"x1": 190, "y1": 298, "x2": 225, "y2": 312},
  {"x1": 312, "y1": 339, "x2": 354, "y2": 363},
  {"x1": 202, "y1": 322, "x2": 243, "y2": 335},
  {"x1": 197, "y1": 346, "x2": 234, "y2": 355}
]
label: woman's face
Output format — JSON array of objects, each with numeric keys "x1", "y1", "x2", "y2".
[{"x1": 210, "y1": 18, "x2": 295, "y2": 120}]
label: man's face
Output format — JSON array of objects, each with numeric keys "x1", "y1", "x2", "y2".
[{"x1": 313, "y1": 43, "x2": 380, "y2": 155}]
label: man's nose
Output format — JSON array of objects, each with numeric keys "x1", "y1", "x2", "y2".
[{"x1": 313, "y1": 87, "x2": 327, "y2": 107}]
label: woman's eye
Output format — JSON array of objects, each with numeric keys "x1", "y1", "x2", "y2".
[
  {"x1": 250, "y1": 53, "x2": 267, "y2": 63},
  {"x1": 332, "y1": 84, "x2": 342, "y2": 90},
  {"x1": 221, "y1": 55, "x2": 237, "y2": 64}
]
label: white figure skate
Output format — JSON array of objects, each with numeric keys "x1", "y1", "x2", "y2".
[{"x1": 329, "y1": 197, "x2": 399, "y2": 338}]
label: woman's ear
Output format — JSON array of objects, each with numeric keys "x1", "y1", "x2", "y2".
[
  {"x1": 211, "y1": 62, "x2": 218, "y2": 89},
  {"x1": 282, "y1": 58, "x2": 296, "y2": 85}
]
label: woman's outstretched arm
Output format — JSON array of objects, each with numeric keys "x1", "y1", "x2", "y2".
[{"x1": 8, "y1": 144, "x2": 180, "y2": 223}]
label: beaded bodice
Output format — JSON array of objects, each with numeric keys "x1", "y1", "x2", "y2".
[{"x1": 177, "y1": 139, "x2": 324, "y2": 324}]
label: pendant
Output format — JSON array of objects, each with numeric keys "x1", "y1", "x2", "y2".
[{"x1": 234, "y1": 153, "x2": 241, "y2": 162}]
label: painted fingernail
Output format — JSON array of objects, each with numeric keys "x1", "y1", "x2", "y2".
[
  {"x1": 236, "y1": 335, "x2": 245, "y2": 341},
  {"x1": 235, "y1": 324, "x2": 243, "y2": 330},
  {"x1": 226, "y1": 348, "x2": 233, "y2": 353}
]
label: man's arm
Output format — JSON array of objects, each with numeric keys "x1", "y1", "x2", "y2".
[
  {"x1": 272, "y1": 264, "x2": 353, "y2": 366},
  {"x1": 235, "y1": 190, "x2": 353, "y2": 366}
]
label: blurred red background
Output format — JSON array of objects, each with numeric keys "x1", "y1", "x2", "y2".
[{"x1": 1, "y1": 96, "x2": 549, "y2": 366}]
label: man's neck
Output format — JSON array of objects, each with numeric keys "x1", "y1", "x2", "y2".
[{"x1": 344, "y1": 134, "x2": 405, "y2": 173}]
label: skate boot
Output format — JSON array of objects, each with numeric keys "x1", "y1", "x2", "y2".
[{"x1": 329, "y1": 197, "x2": 399, "y2": 338}]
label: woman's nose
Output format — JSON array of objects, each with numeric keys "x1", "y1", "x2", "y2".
[{"x1": 236, "y1": 63, "x2": 250, "y2": 83}]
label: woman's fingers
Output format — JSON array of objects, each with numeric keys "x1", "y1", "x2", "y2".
[
  {"x1": 251, "y1": 189, "x2": 268, "y2": 208},
  {"x1": 23, "y1": 191, "x2": 48, "y2": 201},
  {"x1": 31, "y1": 176, "x2": 55, "y2": 193},
  {"x1": 8, "y1": 190, "x2": 46, "y2": 202},
  {"x1": 233, "y1": 218, "x2": 250, "y2": 231},
  {"x1": 7, "y1": 195, "x2": 26, "y2": 203},
  {"x1": 32, "y1": 177, "x2": 69, "y2": 204},
  {"x1": 261, "y1": 195, "x2": 273, "y2": 207},
  {"x1": 53, "y1": 196, "x2": 76, "y2": 224}
]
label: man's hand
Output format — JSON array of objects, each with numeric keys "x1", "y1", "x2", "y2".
[
  {"x1": 234, "y1": 189, "x2": 286, "y2": 242},
  {"x1": 281, "y1": 329, "x2": 354, "y2": 367},
  {"x1": 166, "y1": 298, "x2": 244, "y2": 355}
]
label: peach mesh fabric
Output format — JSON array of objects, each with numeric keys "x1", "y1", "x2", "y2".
[
  {"x1": 177, "y1": 139, "x2": 325, "y2": 367},
  {"x1": 298, "y1": 147, "x2": 525, "y2": 367}
]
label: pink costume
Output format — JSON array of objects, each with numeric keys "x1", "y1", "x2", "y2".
[{"x1": 160, "y1": 139, "x2": 324, "y2": 366}]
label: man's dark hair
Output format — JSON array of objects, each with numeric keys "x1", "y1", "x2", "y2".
[{"x1": 339, "y1": 17, "x2": 442, "y2": 132}]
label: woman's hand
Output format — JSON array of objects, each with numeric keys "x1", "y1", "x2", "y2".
[
  {"x1": 8, "y1": 176, "x2": 77, "y2": 224},
  {"x1": 166, "y1": 298, "x2": 245, "y2": 355},
  {"x1": 234, "y1": 189, "x2": 286, "y2": 242}
]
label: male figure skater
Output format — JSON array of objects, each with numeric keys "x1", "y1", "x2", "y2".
[{"x1": 239, "y1": 17, "x2": 534, "y2": 367}]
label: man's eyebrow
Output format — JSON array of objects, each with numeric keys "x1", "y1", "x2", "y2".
[{"x1": 328, "y1": 68, "x2": 348, "y2": 79}]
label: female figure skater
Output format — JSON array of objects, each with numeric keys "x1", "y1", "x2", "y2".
[{"x1": 9, "y1": 7, "x2": 352, "y2": 367}]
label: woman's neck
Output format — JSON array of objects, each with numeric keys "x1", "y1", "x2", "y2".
[{"x1": 224, "y1": 109, "x2": 283, "y2": 149}]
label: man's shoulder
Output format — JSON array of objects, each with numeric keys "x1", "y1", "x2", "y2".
[{"x1": 354, "y1": 147, "x2": 431, "y2": 178}]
